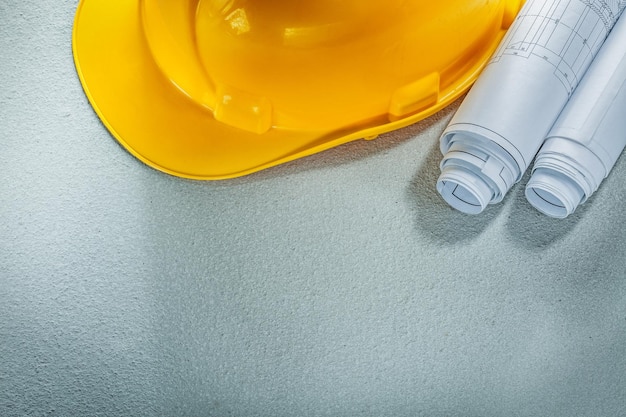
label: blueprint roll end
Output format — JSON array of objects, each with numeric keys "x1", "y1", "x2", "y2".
[
  {"x1": 437, "y1": 166, "x2": 492, "y2": 214},
  {"x1": 525, "y1": 168, "x2": 585, "y2": 219},
  {"x1": 438, "y1": 132, "x2": 519, "y2": 214}
]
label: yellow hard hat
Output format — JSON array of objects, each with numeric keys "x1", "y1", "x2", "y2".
[{"x1": 73, "y1": 0, "x2": 522, "y2": 179}]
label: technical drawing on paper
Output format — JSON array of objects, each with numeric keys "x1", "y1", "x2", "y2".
[{"x1": 491, "y1": 0, "x2": 626, "y2": 95}]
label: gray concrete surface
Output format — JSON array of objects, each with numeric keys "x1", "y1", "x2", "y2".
[{"x1": 1, "y1": 1, "x2": 625, "y2": 416}]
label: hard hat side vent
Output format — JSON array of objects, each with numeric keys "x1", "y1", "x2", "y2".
[
  {"x1": 213, "y1": 84, "x2": 273, "y2": 134},
  {"x1": 388, "y1": 72, "x2": 440, "y2": 121}
]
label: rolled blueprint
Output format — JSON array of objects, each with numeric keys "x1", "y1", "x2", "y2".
[
  {"x1": 525, "y1": 13, "x2": 626, "y2": 219},
  {"x1": 436, "y1": 0, "x2": 626, "y2": 214}
]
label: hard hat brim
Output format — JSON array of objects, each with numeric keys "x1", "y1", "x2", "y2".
[{"x1": 73, "y1": 0, "x2": 509, "y2": 180}]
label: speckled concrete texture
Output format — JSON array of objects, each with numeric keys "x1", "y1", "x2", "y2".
[{"x1": 1, "y1": 1, "x2": 626, "y2": 416}]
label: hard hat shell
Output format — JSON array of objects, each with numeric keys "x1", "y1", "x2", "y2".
[{"x1": 73, "y1": 0, "x2": 522, "y2": 179}]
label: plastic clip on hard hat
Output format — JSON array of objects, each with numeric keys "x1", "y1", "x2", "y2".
[{"x1": 73, "y1": 0, "x2": 523, "y2": 180}]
